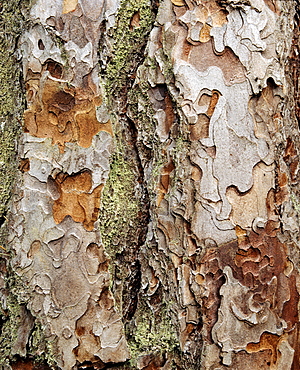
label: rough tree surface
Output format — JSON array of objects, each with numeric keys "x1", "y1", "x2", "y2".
[{"x1": 0, "y1": 0, "x2": 300, "y2": 369}]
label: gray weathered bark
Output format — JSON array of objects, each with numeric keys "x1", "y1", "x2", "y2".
[{"x1": 0, "y1": 0, "x2": 300, "y2": 369}]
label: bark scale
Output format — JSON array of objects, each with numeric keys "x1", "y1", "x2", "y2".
[{"x1": 0, "y1": 0, "x2": 300, "y2": 369}]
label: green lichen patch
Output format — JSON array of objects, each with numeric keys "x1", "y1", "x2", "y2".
[
  {"x1": 28, "y1": 321, "x2": 58, "y2": 369},
  {"x1": 0, "y1": 271, "x2": 58, "y2": 368},
  {"x1": 99, "y1": 148, "x2": 140, "y2": 257},
  {"x1": 105, "y1": 0, "x2": 155, "y2": 99},
  {"x1": 0, "y1": 270, "x2": 29, "y2": 364},
  {"x1": 0, "y1": 0, "x2": 27, "y2": 232},
  {"x1": 127, "y1": 303, "x2": 180, "y2": 367},
  {"x1": 0, "y1": 2, "x2": 28, "y2": 361},
  {"x1": 290, "y1": 191, "x2": 300, "y2": 215},
  {"x1": 0, "y1": 294, "x2": 23, "y2": 365}
]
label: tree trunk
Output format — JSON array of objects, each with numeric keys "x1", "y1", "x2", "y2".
[{"x1": 1, "y1": 0, "x2": 300, "y2": 369}]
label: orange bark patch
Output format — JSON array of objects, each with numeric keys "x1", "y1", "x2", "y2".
[
  {"x1": 62, "y1": 0, "x2": 78, "y2": 14},
  {"x1": 278, "y1": 172, "x2": 288, "y2": 187},
  {"x1": 199, "y1": 24, "x2": 211, "y2": 43},
  {"x1": 46, "y1": 60, "x2": 63, "y2": 79},
  {"x1": 19, "y1": 158, "x2": 30, "y2": 173},
  {"x1": 171, "y1": 0, "x2": 186, "y2": 6},
  {"x1": 190, "y1": 114, "x2": 210, "y2": 141},
  {"x1": 12, "y1": 360, "x2": 52, "y2": 370},
  {"x1": 164, "y1": 91, "x2": 175, "y2": 135},
  {"x1": 284, "y1": 138, "x2": 299, "y2": 184},
  {"x1": 207, "y1": 91, "x2": 219, "y2": 116},
  {"x1": 263, "y1": 0, "x2": 281, "y2": 14},
  {"x1": 284, "y1": 138, "x2": 297, "y2": 159},
  {"x1": 24, "y1": 77, "x2": 112, "y2": 151},
  {"x1": 282, "y1": 274, "x2": 300, "y2": 330},
  {"x1": 190, "y1": 90, "x2": 220, "y2": 141},
  {"x1": 53, "y1": 171, "x2": 103, "y2": 231},
  {"x1": 222, "y1": 226, "x2": 287, "y2": 286},
  {"x1": 130, "y1": 11, "x2": 140, "y2": 30},
  {"x1": 157, "y1": 161, "x2": 175, "y2": 206},
  {"x1": 229, "y1": 349, "x2": 276, "y2": 369},
  {"x1": 137, "y1": 353, "x2": 167, "y2": 370},
  {"x1": 246, "y1": 332, "x2": 282, "y2": 365},
  {"x1": 196, "y1": 1, "x2": 227, "y2": 29},
  {"x1": 74, "y1": 300, "x2": 103, "y2": 364},
  {"x1": 290, "y1": 326, "x2": 300, "y2": 370},
  {"x1": 275, "y1": 171, "x2": 289, "y2": 206},
  {"x1": 211, "y1": 8, "x2": 228, "y2": 27},
  {"x1": 191, "y1": 165, "x2": 202, "y2": 181},
  {"x1": 199, "y1": 226, "x2": 299, "y2": 344}
]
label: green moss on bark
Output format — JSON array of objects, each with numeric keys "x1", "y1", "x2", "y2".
[
  {"x1": 128, "y1": 305, "x2": 180, "y2": 367},
  {"x1": 28, "y1": 322, "x2": 58, "y2": 368},
  {"x1": 0, "y1": 0, "x2": 26, "y2": 235},
  {"x1": 105, "y1": 0, "x2": 155, "y2": 98},
  {"x1": 99, "y1": 149, "x2": 140, "y2": 258},
  {"x1": 0, "y1": 1, "x2": 27, "y2": 362},
  {"x1": 0, "y1": 295, "x2": 23, "y2": 366},
  {"x1": 100, "y1": 1, "x2": 183, "y2": 368}
]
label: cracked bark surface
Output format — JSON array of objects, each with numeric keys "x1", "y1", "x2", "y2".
[{"x1": 1, "y1": 0, "x2": 300, "y2": 369}]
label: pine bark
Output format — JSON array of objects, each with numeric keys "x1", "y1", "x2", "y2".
[{"x1": 0, "y1": 0, "x2": 300, "y2": 369}]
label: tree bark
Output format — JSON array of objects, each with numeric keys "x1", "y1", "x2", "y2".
[{"x1": 1, "y1": 0, "x2": 300, "y2": 369}]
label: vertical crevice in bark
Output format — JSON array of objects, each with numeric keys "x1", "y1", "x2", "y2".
[
  {"x1": 285, "y1": 2, "x2": 300, "y2": 368},
  {"x1": 99, "y1": 1, "x2": 162, "y2": 369},
  {"x1": 291, "y1": 0, "x2": 300, "y2": 129}
]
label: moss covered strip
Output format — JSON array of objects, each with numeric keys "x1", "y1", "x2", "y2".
[
  {"x1": 105, "y1": 0, "x2": 155, "y2": 98},
  {"x1": 0, "y1": 0, "x2": 26, "y2": 228}
]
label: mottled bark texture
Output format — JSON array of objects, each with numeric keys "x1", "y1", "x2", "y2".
[{"x1": 1, "y1": 0, "x2": 300, "y2": 369}]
